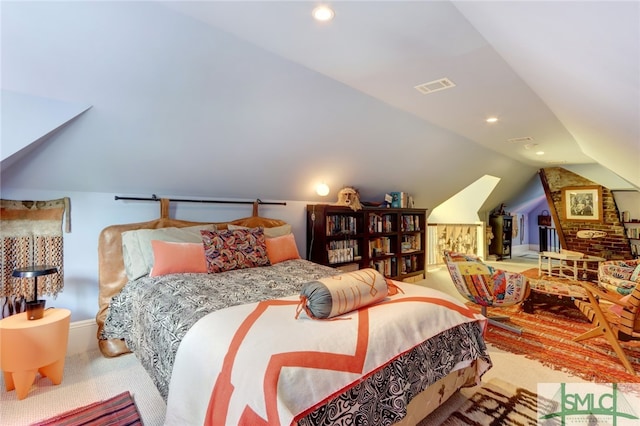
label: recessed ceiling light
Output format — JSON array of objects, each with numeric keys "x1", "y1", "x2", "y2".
[
  {"x1": 313, "y1": 5, "x2": 335, "y2": 22},
  {"x1": 486, "y1": 117, "x2": 498, "y2": 123},
  {"x1": 536, "y1": 151, "x2": 545, "y2": 156}
]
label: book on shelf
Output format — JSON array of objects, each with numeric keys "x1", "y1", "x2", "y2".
[
  {"x1": 369, "y1": 237, "x2": 393, "y2": 257},
  {"x1": 369, "y1": 213, "x2": 394, "y2": 233},
  {"x1": 390, "y1": 192, "x2": 404, "y2": 208},
  {"x1": 401, "y1": 215, "x2": 421, "y2": 231},
  {"x1": 328, "y1": 247, "x2": 354, "y2": 264},
  {"x1": 371, "y1": 258, "x2": 397, "y2": 277},
  {"x1": 401, "y1": 255, "x2": 418, "y2": 274},
  {"x1": 401, "y1": 234, "x2": 421, "y2": 252},
  {"x1": 328, "y1": 239, "x2": 360, "y2": 255},
  {"x1": 390, "y1": 192, "x2": 414, "y2": 208},
  {"x1": 326, "y1": 215, "x2": 357, "y2": 236}
]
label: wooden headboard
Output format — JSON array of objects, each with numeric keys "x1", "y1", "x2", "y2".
[{"x1": 96, "y1": 214, "x2": 287, "y2": 357}]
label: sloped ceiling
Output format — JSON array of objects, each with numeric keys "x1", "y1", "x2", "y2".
[
  {"x1": 160, "y1": 1, "x2": 639, "y2": 186},
  {"x1": 1, "y1": 90, "x2": 91, "y2": 168},
  {"x1": 1, "y1": 1, "x2": 637, "y2": 214}
]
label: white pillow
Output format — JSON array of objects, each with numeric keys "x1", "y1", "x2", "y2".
[{"x1": 122, "y1": 225, "x2": 215, "y2": 281}]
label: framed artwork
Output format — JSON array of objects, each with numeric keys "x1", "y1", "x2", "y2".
[{"x1": 562, "y1": 185, "x2": 603, "y2": 222}]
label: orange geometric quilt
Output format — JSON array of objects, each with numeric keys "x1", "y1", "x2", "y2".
[{"x1": 165, "y1": 281, "x2": 488, "y2": 426}]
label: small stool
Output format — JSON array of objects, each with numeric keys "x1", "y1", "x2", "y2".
[{"x1": 0, "y1": 308, "x2": 70, "y2": 399}]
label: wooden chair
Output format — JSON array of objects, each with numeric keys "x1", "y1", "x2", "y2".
[{"x1": 574, "y1": 281, "x2": 640, "y2": 375}]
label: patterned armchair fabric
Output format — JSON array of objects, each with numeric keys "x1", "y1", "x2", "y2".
[
  {"x1": 443, "y1": 251, "x2": 529, "y2": 308},
  {"x1": 598, "y1": 259, "x2": 640, "y2": 295},
  {"x1": 443, "y1": 251, "x2": 529, "y2": 334}
]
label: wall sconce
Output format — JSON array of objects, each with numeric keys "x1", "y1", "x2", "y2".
[{"x1": 316, "y1": 183, "x2": 330, "y2": 197}]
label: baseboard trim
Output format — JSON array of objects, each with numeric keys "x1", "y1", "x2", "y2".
[{"x1": 68, "y1": 319, "x2": 98, "y2": 355}]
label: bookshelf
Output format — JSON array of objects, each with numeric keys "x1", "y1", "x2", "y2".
[
  {"x1": 306, "y1": 204, "x2": 427, "y2": 282},
  {"x1": 489, "y1": 214, "x2": 512, "y2": 260},
  {"x1": 623, "y1": 222, "x2": 640, "y2": 258}
]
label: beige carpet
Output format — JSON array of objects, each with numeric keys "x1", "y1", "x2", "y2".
[{"x1": 0, "y1": 350, "x2": 165, "y2": 426}]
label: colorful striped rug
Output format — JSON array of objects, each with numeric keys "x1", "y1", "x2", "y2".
[
  {"x1": 479, "y1": 303, "x2": 640, "y2": 383},
  {"x1": 31, "y1": 391, "x2": 141, "y2": 426}
]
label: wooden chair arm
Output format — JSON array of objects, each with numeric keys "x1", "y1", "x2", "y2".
[{"x1": 578, "y1": 281, "x2": 626, "y2": 306}]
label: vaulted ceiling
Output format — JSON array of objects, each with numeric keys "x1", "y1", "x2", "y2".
[
  {"x1": 160, "y1": 1, "x2": 639, "y2": 183},
  {"x1": 1, "y1": 1, "x2": 638, "y2": 213}
]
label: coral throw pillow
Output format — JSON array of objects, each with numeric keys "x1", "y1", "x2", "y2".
[
  {"x1": 201, "y1": 228, "x2": 270, "y2": 273},
  {"x1": 149, "y1": 241, "x2": 208, "y2": 277},
  {"x1": 265, "y1": 233, "x2": 301, "y2": 264}
]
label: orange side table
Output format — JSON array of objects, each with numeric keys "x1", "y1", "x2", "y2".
[{"x1": 0, "y1": 308, "x2": 70, "y2": 399}]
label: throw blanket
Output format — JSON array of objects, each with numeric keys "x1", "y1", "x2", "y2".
[
  {"x1": 0, "y1": 198, "x2": 70, "y2": 318},
  {"x1": 165, "y1": 282, "x2": 489, "y2": 426}
]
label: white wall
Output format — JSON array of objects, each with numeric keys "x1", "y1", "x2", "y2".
[{"x1": 0, "y1": 188, "x2": 317, "y2": 322}]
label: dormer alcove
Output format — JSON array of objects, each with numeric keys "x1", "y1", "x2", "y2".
[{"x1": 1, "y1": 90, "x2": 91, "y2": 170}]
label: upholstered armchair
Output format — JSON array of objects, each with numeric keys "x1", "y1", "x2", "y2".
[
  {"x1": 598, "y1": 259, "x2": 640, "y2": 295},
  {"x1": 443, "y1": 251, "x2": 530, "y2": 334}
]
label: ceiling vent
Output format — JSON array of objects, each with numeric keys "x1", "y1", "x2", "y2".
[
  {"x1": 507, "y1": 136, "x2": 534, "y2": 144},
  {"x1": 414, "y1": 78, "x2": 456, "y2": 95}
]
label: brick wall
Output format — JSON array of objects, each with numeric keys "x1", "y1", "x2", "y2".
[{"x1": 540, "y1": 167, "x2": 632, "y2": 260}]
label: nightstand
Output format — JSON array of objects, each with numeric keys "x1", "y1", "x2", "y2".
[{"x1": 0, "y1": 308, "x2": 71, "y2": 399}]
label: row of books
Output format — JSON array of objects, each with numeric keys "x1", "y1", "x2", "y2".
[
  {"x1": 401, "y1": 234, "x2": 421, "y2": 252},
  {"x1": 328, "y1": 239, "x2": 360, "y2": 258},
  {"x1": 401, "y1": 254, "x2": 420, "y2": 274},
  {"x1": 626, "y1": 227, "x2": 639, "y2": 239},
  {"x1": 326, "y1": 215, "x2": 358, "y2": 236},
  {"x1": 369, "y1": 237, "x2": 393, "y2": 257},
  {"x1": 328, "y1": 248, "x2": 354, "y2": 265},
  {"x1": 370, "y1": 258, "x2": 397, "y2": 277},
  {"x1": 369, "y1": 214, "x2": 395, "y2": 233},
  {"x1": 401, "y1": 215, "x2": 421, "y2": 232}
]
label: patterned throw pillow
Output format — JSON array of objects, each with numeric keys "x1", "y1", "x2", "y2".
[
  {"x1": 227, "y1": 223, "x2": 292, "y2": 238},
  {"x1": 200, "y1": 228, "x2": 270, "y2": 273}
]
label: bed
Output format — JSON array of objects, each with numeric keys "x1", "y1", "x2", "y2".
[{"x1": 97, "y1": 209, "x2": 492, "y2": 426}]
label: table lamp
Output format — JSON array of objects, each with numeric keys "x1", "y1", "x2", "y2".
[{"x1": 12, "y1": 265, "x2": 58, "y2": 320}]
